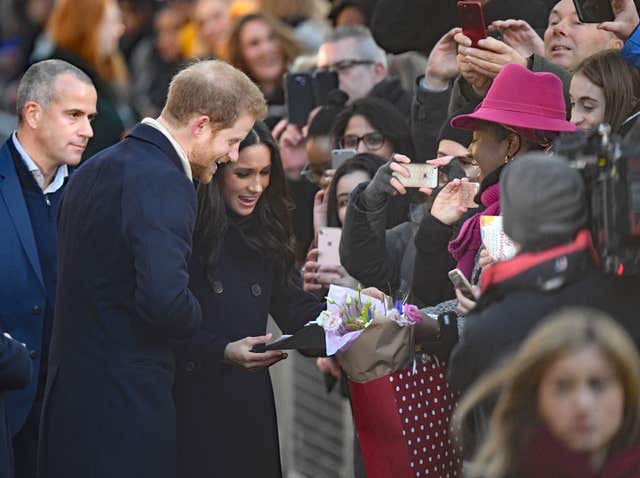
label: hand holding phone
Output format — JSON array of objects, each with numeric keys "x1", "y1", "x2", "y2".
[
  {"x1": 393, "y1": 163, "x2": 439, "y2": 189},
  {"x1": 317, "y1": 227, "x2": 342, "y2": 266},
  {"x1": 448, "y1": 268, "x2": 475, "y2": 300}
]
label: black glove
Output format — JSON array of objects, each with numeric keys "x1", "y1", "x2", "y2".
[{"x1": 359, "y1": 159, "x2": 398, "y2": 210}]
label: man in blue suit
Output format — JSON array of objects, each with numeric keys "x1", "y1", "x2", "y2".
[
  {"x1": 38, "y1": 60, "x2": 267, "y2": 478},
  {"x1": 0, "y1": 59, "x2": 97, "y2": 477}
]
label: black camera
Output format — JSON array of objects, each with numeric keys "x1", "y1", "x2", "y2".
[{"x1": 554, "y1": 124, "x2": 640, "y2": 276}]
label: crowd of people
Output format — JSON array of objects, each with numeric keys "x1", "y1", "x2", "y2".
[{"x1": 2, "y1": 0, "x2": 640, "y2": 477}]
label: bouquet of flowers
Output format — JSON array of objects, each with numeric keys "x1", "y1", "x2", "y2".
[{"x1": 310, "y1": 285, "x2": 424, "y2": 356}]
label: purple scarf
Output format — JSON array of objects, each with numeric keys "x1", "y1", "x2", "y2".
[{"x1": 448, "y1": 182, "x2": 501, "y2": 278}]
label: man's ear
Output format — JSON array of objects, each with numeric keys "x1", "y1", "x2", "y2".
[
  {"x1": 191, "y1": 115, "x2": 211, "y2": 137},
  {"x1": 23, "y1": 101, "x2": 41, "y2": 129},
  {"x1": 373, "y1": 62, "x2": 387, "y2": 82},
  {"x1": 607, "y1": 36, "x2": 624, "y2": 50}
]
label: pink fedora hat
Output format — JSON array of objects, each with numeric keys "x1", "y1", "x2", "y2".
[{"x1": 451, "y1": 64, "x2": 576, "y2": 133}]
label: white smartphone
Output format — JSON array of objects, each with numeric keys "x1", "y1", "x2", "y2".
[
  {"x1": 448, "y1": 268, "x2": 475, "y2": 300},
  {"x1": 458, "y1": 181, "x2": 480, "y2": 208},
  {"x1": 394, "y1": 163, "x2": 438, "y2": 188},
  {"x1": 318, "y1": 227, "x2": 342, "y2": 266},
  {"x1": 331, "y1": 148, "x2": 356, "y2": 170}
]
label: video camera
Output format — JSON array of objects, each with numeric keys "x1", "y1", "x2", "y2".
[{"x1": 554, "y1": 124, "x2": 640, "y2": 276}]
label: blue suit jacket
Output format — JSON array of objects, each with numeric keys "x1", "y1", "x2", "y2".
[
  {"x1": 0, "y1": 138, "x2": 46, "y2": 435},
  {"x1": 39, "y1": 124, "x2": 202, "y2": 478},
  {"x1": 0, "y1": 330, "x2": 31, "y2": 478}
]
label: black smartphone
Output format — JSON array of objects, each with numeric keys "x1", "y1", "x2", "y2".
[
  {"x1": 284, "y1": 73, "x2": 316, "y2": 125},
  {"x1": 573, "y1": 0, "x2": 614, "y2": 23},
  {"x1": 312, "y1": 70, "x2": 339, "y2": 107}
]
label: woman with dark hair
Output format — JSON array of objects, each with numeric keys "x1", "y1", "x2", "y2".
[
  {"x1": 331, "y1": 96, "x2": 415, "y2": 158},
  {"x1": 173, "y1": 121, "x2": 324, "y2": 478}
]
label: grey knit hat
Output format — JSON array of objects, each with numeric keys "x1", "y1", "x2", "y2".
[{"x1": 501, "y1": 153, "x2": 588, "y2": 251}]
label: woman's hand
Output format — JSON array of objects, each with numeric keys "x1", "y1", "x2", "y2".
[
  {"x1": 302, "y1": 249, "x2": 322, "y2": 292},
  {"x1": 361, "y1": 154, "x2": 413, "y2": 207},
  {"x1": 314, "y1": 265, "x2": 358, "y2": 289},
  {"x1": 316, "y1": 356, "x2": 341, "y2": 379},
  {"x1": 478, "y1": 248, "x2": 494, "y2": 271},
  {"x1": 455, "y1": 285, "x2": 481, "y2": 316},
  {"x1": 223, "y1": 333, "x2": 287, "y2": 371},
  {"x1": 429, "y1": 178, "x2": 476, "y2": 225},
  {"x1": 313, "y1": 190, "x2": 328, "y2": 238},
  {"x1": 273, "y1": 119, "x2": 307, "y2": 180},
  {"x1": 489, "y1": 19, "x2": 545, "y2": 57}
]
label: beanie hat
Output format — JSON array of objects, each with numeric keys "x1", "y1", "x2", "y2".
[
  {"x1": 437, "y1": 108, "x2": 473, "y2": 148},
  {"x1": 501, "y1": 153, "x2": 588, "y2": 251}
]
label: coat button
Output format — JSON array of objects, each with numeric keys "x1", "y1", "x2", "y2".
[
  {"x1": 212, "y1": 281, "x2": 224, "y2": 294},
  {"x1": 250, "y1": 284, "x2": 262, "y2": 297},
  {"x1": 32, "y1": 305, "x2": 41, "y2": 315},
  {"x1": 185, "y1": 361, "x2": 195, "y2": 372},
  {"x1": 30, "y1": 350, "x2": 37, "y2": 359}
]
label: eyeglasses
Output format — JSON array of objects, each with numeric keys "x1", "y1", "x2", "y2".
[
  {"x1": 339, "y1": 132, "x2": 386, "y2": 151},
  {"x1": 316, "y1": 59, "x2": 375, "y2": 73}
]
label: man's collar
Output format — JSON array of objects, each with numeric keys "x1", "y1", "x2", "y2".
[
  {"x1": 11, "y1": 132, "x2": 69, "y2": 193},
  {"x1": 140, "y1": 118, "x2": 193, "y2": 182}
]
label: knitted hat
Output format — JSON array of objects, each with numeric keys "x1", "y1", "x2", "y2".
[{"x1": 501, "y1": 153, "x2": 588, "y2": 251}]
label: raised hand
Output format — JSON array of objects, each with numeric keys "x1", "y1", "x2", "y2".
[
  {"x1": 430, "y1": 178, "x2": 477, "y2": 226},
  {"x1": 273, "y1": 119, "x2": 307, "y2": 180},
  {"x1": 459, "y1": 36, "x2": 528, "y2": 80},
  {"x1": 490, "y1": 19, "x2": 545, "y2": 57},
  {"x1": 598, "y1": 0, "x2": 640, "y2": 40},
  {"x1": 455, "y1": 31, "x2": 494, "y2": 97},
  {"x1": 424, "y1": 27, "x2": 462, "y2": 90}
]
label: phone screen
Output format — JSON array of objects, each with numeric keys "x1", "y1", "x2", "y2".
[{"x1": 572, "y1": 0, "x2": 614, "y2": 23}]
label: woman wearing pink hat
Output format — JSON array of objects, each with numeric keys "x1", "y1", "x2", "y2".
[{"x1": 409, "y1": 63, "x2": 575, "y2": 311}]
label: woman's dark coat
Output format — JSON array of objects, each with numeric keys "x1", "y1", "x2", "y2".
[{"x1": 173, "y1": 220, "x2": 325, "y2": 478}]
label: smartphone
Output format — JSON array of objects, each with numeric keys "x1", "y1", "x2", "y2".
[
  {"x1": 312, "y1": 70, "x2": 339, "y2": 107},
  {"x1": 458, "y1": 1, "x2": 487, "y2": 47},
  {"x1": 285, "y1": 73, "x2": 315, "y2": 125},
  {"x1": 573, "y1": 0, "x2": 614, "y2": 23},
  {"x1": 318, "y1": 227, "x2": 342, "y2": 266},
  {"x1": 394, "y1": 163, "x2": 438, "y2": 189},
  {"x1": 448, "y1": 268, "x2": 475, "y2": 300},
  {"x1": 331, "y1": 148, "x2": 356, "y2": 170}
]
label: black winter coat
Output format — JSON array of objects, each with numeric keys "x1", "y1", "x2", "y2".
[
  {"x1": 449, "y1": 237, "x2": 640, "y2": 396},
  {"x1": 173, "y1": 220, "x2": 325, "y2": 478}
]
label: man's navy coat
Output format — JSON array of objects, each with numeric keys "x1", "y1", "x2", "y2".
[
  {"x1": 38, "y1": 124, "x2": 202, "y2": 478},
  {"x1": 0, "y1": 139, "x2": 48, "y2": 437}
]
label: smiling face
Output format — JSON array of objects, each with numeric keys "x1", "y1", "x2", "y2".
[
  {"x1": 570, "y1": 72, "x2": 606, "y2": 131},
  {"x1": 239, "y1": 18, "x2": 285, "y2": 85},
  {"x1": 189, "y1": 112, "x2": 255, "y2": 184},
  {"x1": 543, "y1": 0, "x2": 621, "y2": 70},
  {"x1": 538, "y1": 345, "x2": 624, "y2": 456},
  {"x1": 221, "y1": 143, "x2": 271, "y2": 216}
]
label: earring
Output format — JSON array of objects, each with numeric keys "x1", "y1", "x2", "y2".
[{"x1": 504, "y1": 155, "x2": 510, "y2": 164}]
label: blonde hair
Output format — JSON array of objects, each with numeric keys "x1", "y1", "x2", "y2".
[
  {"x1": 163, "y1": 60, "x2": 267, "y2": 128},
  {"x1": 454, "y1": 307, "x2": 640, "y2": 478},
  {"x1": 227, "y1": 12, "x2": 300, "y2": 83}
]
